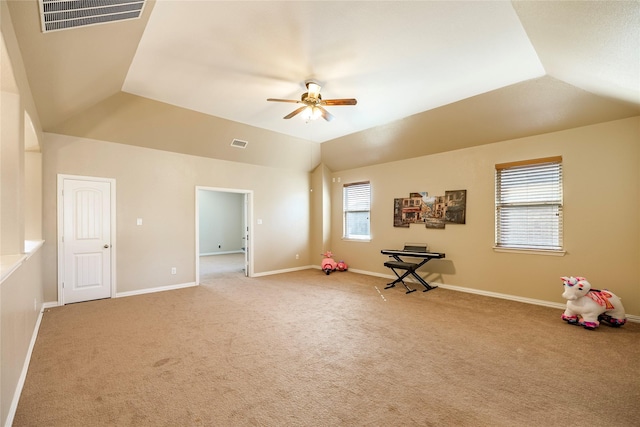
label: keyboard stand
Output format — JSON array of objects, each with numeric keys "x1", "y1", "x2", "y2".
[
  {"x1": 384, "y1": 261, "x2": 420, "y2": 293},
  {"x1": 384, "y1": 259, "x2": 437, "y2": 293},
  {"x1": 381, "y1": 247, "x2": 444, "y2": 294}
]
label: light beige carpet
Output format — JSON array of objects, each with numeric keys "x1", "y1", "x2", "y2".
[
  {"x1": 200, "y1": 253, "x2": 245, "y2": 279},
  {"x1": 14, "y1": 270, "x2": 640, "y2": 426}
]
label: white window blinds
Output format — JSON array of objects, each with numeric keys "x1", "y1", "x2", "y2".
[
  {"x1": 495, "y1": 157, "x2": 563, "y2": 250},
  {"x1": 343, "y1": 182, "x2": 371, "y2": 240}
]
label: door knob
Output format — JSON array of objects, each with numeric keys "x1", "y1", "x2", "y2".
[{"x1": 104, "y1": 244, "x2": 110, "y2": 249}]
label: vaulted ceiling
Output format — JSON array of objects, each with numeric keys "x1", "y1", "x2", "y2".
[{"x1": 5, "y1": 1, "x2": 639, "y2": 171}]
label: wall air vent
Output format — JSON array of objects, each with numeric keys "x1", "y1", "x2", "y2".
[
  {"x1": 39, "y1": 0, "x2": 146, "y2": 33},
  {"x1": 230, "y1": 139, "x2": 248, "y2": 149}
]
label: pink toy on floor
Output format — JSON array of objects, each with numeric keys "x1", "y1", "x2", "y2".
[
  {"x1": 560, "y1": 276, "x2": 626, "y2": 330},
  {"x1": 321, "y1": 251, "x2": 338, "y2": 275},
  {"x1": 321, "y1": 251, "x2": 348, "y2": 275}
]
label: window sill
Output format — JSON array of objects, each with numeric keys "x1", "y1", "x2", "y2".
[
  {"x1": 493, "y1": 247, "x2": 565, "y2": 256},
  {"x1": 342, "y1": 237, "x2": 371, "y2": 243},
  {"x1": 1, "y1": 240, "x2": 45, "y2": 285}
]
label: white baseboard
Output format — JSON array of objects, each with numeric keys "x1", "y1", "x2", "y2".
[
  {"x1": 626, "y1": 314, "x2": 640, "y2": 323},
  {"x1": 6, "y1": 268, "x2": 638, "y2": 426},
  {"x1": 5, "y1": 304, "x2": 46, "y2": 427},
  {"x1": 43, "y1": 282, "x2": 199, "y2": 306},
  {"x1": 351, "y1": 269, "x2": 640, "y2": 323},
  {"x1": 252, "y1": 265, "x2": 314, "y2": 277},
  {"x1": 436, "y1": 282, "x2": 566, "y2": 310},
  {"x1": 6, "y1": 283, "x2": 191, "y2": 425},
  {"x1": 116, "y1": 282, "x2": 197, "y2": 298},
  {"x1": 45, "y1": 272, "x2": 640, "y2": 323},
  {"x1": 200, "y1": 250, "x2": 244, "y2": 256}
]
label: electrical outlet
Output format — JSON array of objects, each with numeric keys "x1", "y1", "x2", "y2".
[
  {"x1": 171, "y1": 267, "x2": 177, "y2": 275},
  {"x1": 34, "y1": 298, "x2": 37, "y2": 311},
  {"x1": 296, "y1": 254, "x2": 299, "y2": 259}
]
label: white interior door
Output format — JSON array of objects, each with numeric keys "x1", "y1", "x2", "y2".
[
  {"x1": 244, "y1": 193, "x2": 249, "y2": 277},
  {"x1": 60, "y1": 177, "x2": 114, "y2": 304}
]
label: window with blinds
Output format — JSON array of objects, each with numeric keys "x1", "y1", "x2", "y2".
[
  {"x1": 495, "y1": 157, "x2": 563, "y2": 251},
  {"x1": 343, "y1": 182, "x2": 371, "y2": 240}
]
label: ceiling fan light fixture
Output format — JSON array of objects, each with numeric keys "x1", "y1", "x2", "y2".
[
  {"x1": 305, "y1": 81, "x2": 322, "y2": 99},
  {"x1": 267, "y1": 80, "x2": 356, "y2": 121},
  {"x1": 301, "y1": 106, "x2": 322, "y2": 121}
]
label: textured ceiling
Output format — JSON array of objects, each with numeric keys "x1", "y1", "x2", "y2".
[
  {"x1": 125, "y1": 0, "x2": 640, "y2": 143},
  {"x1": 123, "y1": 1, "x2": 547, "y2": 143},
  {"x1": 4, "y1": 0, "x2": 640, "y2": 170}
]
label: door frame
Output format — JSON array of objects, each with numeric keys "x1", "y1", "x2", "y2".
[
  {"x1": 195, "y1": 186, "x2": 253, "y2": 282},
  {"x1": 57, "y1": 174, "x2": 117, "y2": 305}
]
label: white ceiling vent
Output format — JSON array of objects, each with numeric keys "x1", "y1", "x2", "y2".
[
  {"x1": 39, "y1": 0, "x2": 146, "y2": 33},
  {"x1": 230, "y1": 139, "x2": 248, "y2": 149}
]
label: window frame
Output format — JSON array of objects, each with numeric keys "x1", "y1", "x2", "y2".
[
  {"x1": 494, "y1": 156, "x2": 564, "y2": 255},
  {"x1": 342, "y1": 181, "x2": 371, "y2": 241}
]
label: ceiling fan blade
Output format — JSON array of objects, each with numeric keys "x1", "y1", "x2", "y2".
[
  {"x1": 317, "y1": 106, "x2": 335, "y2": 122},
  {"x1": 267, "y1": 98, "x2": 301, "y2": 103},
  {"x1": 283, "y1": 106, "x2": 308, "y2": 119},
  {"x1": 321, "y1": 98, "x2": 358, "y2": 106}
]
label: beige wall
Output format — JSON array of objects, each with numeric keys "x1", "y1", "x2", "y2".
[
  {"x1": 24, "y1": 151, "x2": 42, "y2": 240},
  {"x1": 198, "y1": 190, "x2": 244, "y2": 254},
  {"x1": 1, "y1": 249, "x2": 43, "y2": 423},
  {"x1": 51, "y1": 91, "x2": 323, "y2": 173},
  {"x1": 1, "y1": 1, "x2": 638, "y2": 423},
  {"x1": 41, "y1": 117, "x2": 640, "y2": 317},
  {"x1": 329, "y1": 117, "x2": 640, "y2": 316},
  {"x1": 42, "y1": 133, "x2": 313, "y2": 302},
  {"x1": 1, "y1": 3, "x2": 45, "y2": 424},
  {"x1": 310, "y1": 163, "x2": 333, "y2": 260},
  {"x1": 1, "y1": 89, "x2": 24, "y2": 255}
]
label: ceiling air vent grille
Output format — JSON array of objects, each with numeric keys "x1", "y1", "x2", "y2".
[
  {"x1": 39, "y1": 0, "x2": 146, "y2": 33},
  {"x1": 231, "y1": 139, "x2": 248, "y2": 149}
]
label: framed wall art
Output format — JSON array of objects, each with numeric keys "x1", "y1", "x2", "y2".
[{"x1": 392, "y1": 190, "x2": 466, "y2": 229}]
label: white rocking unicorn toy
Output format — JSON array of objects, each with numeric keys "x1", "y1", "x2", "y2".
[{"x1": 561, "y1": 276, "x2": 626, "y2": 330}]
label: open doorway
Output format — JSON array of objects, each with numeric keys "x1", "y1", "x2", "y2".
[{"x1": 195, "y1": 186, "x2": 253, "y2": 283}]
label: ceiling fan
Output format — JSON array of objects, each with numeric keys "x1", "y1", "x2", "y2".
[{"x1": 267, "y1": 80, "x2": 357, "y2": 122}]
